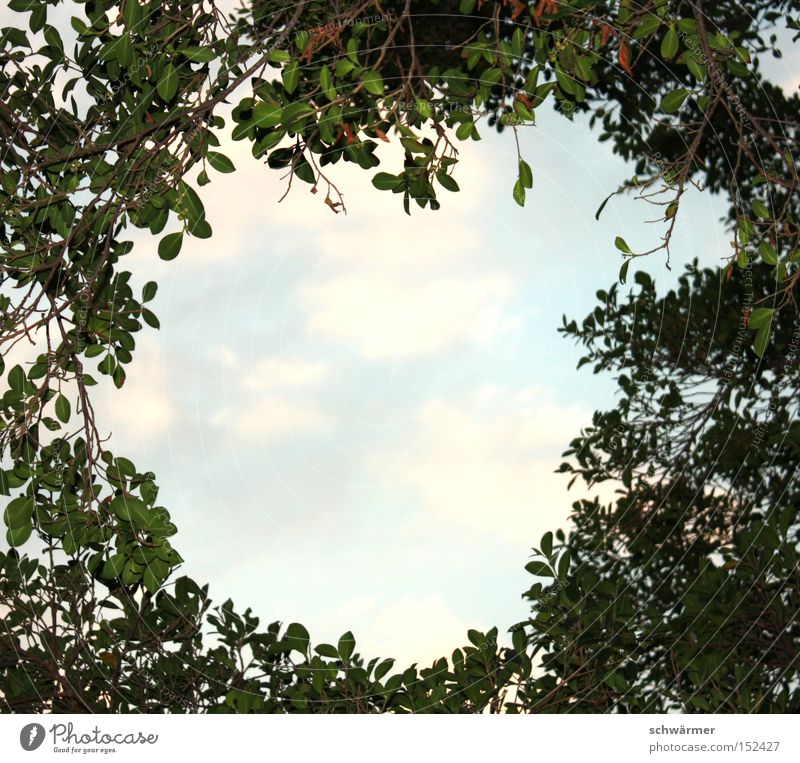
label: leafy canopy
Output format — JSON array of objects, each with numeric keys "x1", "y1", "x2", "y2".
[{"x1": 1, "y1": 0, "x2": 799, "y2": 712}]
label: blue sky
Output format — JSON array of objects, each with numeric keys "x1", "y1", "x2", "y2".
[{"x1": 2, "y1": 3, "x2": 797, "y2": 666}]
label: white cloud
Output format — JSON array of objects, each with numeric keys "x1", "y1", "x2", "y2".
[
  {"x1": 284, "y1": 140, "x2": 518, "y2": 360},
  {"x1": 219, "y1": 395, "x2": 327, "y2": 438},
  {"x1": 370, "y1": 387, "x2": 602, "y2": 544},
  {"x1": 98, "y1": 336, "x2": 177, "y2": 440},
  {"x1": 242, "y1": 356, "x2": 328, "y2": 391},
  {"x1": 220, "y1": 346, "x2": 238, "y2": 369},
  {"x1": 210, "y1": 351, "x2": 329, "y2": 438},
  {"x1": 322, "y1": 594, "x2": 472, "y2": 667},
  {"x1": 303, "y1": 268, "x2": 514, "y2": 359},
  {"x1": 105, "y1": 387, "x2": 175, "y2": 438}
]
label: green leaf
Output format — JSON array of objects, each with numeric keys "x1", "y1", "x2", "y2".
[
  {"x1": 361, "y1": 70, "x2": 384, "y2": 96},
  {"x1": 525, "y1": 560, "x2": 553, "y2": 577},
  {"x1": 110, "y1": 494, "x2": 150, "y2": 526},
  {"x1": 30, "y1": 5, "x2": 46, "y2": 33},
  {"x1": 314, "y1": 643, "x2": 339, "y2": 659},
  {"x1": 4, "y1": 495, "x2": 34, "y2": 529},
  {"x1": 455, "y1": 122, "x2": 474, "y2": 141},
  {"x1": 615, "y1": 236, "x2": 632, "y2": 254},
  {"x1": 7, "y1": 523, "x2": 32, "y2": 548},
  {"x1": 335, "y1": 58, "x2": 356, "y2": 78},
  {"x1": 540, "y1": 531, "x2": 553, "y2": 558},
  {"x1": 374, "y1": 658, "x2": 394, "y2": 681},
  {"x1": 513, "y1": 179, "x2": 525, "y2": 207},
  {"x1": 252, "y1": 101, "x2": 282, "y2": 128},
  {"x1": 143, "y1": 566, "x2": 161, "y2": 593},
  {"x1": 518, "y1": 159, "x2": 533, "y2": 189},
  {"x1": 751, "y1": 200, "x2": 770, "y2": 220},
  {"x1": 661, "y1": 27, "x2": 679, "y2": 59},
  {"x1": 101, "y1": 554, "x2": 127, "y2": 579},
  {"x1": 661, "y1": 88, "x2": 689, "y2": 113},
  {"x1": 483, "y1": 67, "x2": 502, "y2": 86},
  {"x1": 158, "y1": 232, "x2": 183, "y2": 261},
  {"x1": 121, "y1": 560, "x2": 142, "y2": 586},
  {"x1": 338, "y1": 631, "x2": 355, "y2": 661},
  {"x1": 8, "y1": 364, "x2": 25, "y2": 393},
  {"x1": 190, "y1": 218, "x2": 212, "y2": 239},
  {"x1": 467, "y1": 629, "x2": 484, "y2": 647},
  {"x1": 115, "y1": 457, "x2": 136, "y2": 477},
  {"x1": 268, "y1": 49, "x2": 290, "y2": 64},
  {"x1": 282, "y1": 60, "x2": 300, "y2": 94},
  {"x1": 754, "y1": 323, "x2": 770, "y2": 357},
  {"x1": 285, "y1": 622, "x2": 310, "y2": 654},
  {"x1": 748, "y1": 307, "x2": 773, "y2": 331},
  {"x1": 294, "y1": 157, "x2": 316, "y2": 184},
  {"x1": 604, "y1": 672, "x2": 629, "y2": 692},
  {"x1": 177, "y1": 181, "x2": 205, "y2": 228},
  {"x1": 182, "y1": 46, "x2": 215, "y2": 63},
  {"x1": 116, "y1": 33, "x2": 132, "y2": 66},
  {"x1": 633, "y1": 15, "x2": 661, "y2": 39},
  {"x1": 511, "y1": 27, "x2": 524, "y2": 56},
  {"x1": 758, "y1": 242, "x2": 778, "y2": 266},
  {"x1": 437, "y1": 170, "x2": 459, "y2": 192},
  {"x1": 372, "y1": 172, "x2": 401, "y2": 191},
  {"x1": 43, "y1": 24, "x2": 62, "y2": 54},
  {"x1": 55, "y1": 394, "x2": 71, "y2": 423},
  {"x1": 142, "y1": 308, "x2": 160, "y2": 329},
  {"x1": 142, "y1": 281, "x2": 158, "y2": 302},
  {"x1": 415, "y1": 98, "x2": 433, "y2": 119},
  {"x1": 319, "y1": 65, "x2": 335, "y2": 100},
  {"x1": 595, "y1": 191, "x2": 615, "y2": 220},
  {"x1": 206, "y1": 151, "x2": 236, "y2": 174},
  {"x1": 122, "y1": 0, "x2": 142, "y2": 30},
  {"x1": 231, "y1": 122, "x2": 253, "y2": 142},
  {"x1": 8, "y1": 0, "x2": 36, "y2": 10},
  {"x1": 686, "y1": 56, "x2": 707, "y2": 81},
  {"x1": 157, "y1": 62, "x2": 178, "y2": 101},
  {"x1": 280, "y1": 102, "x2": 314, "y2": 130},
  {"x1": 70, "y1": 16, "x2": 88, "y2": 35},
  {"x1": 252, "y1": 130, "x2": 285, "y2": 158},
  {"x1": 619, "y1": 259, "x2": 630, "y2": 284}
]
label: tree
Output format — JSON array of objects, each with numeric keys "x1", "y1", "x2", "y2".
[
  {"x1": 515, "y1": 262, "x2": 800, "y2": 712},
  {"x1": 1, "y1": 0, "x2": 798, "y2": 712}
]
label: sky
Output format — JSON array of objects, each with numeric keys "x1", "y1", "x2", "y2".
[
  {"x1": 2, "y1": 3, "x2": 798, "y2": 667},
  {"x1": 91, "y1": 108, "x2": 731, "y2": 666}
]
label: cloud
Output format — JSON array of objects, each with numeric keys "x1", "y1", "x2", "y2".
[
  {"x1": 369, "y1": 387, "x2": 599, "y2": 544},
  {"x1": 290, "y1": 142, "x2": 518, "y2": 361},
  {"x1": 242, "y1": 356, "x2": 328, "y2": 391},
  {"x1": 97, "y1": 335, "x2": 177, "y2": 440},
  {"x1": 219, "y1": 395, "x2": 327, "y2": 438},
  {"x1": 303, "y1": 268, "x2": 514, "y2": 360},
  {"x1": 160, "y1": 119, "x2": 512, "y2": 364},
  {"x1": 322, "y1": 594, "x2": 473, "y2": 667},
  {"x1": 211, "y1": 351, "x2": 329, "y2": 438}
]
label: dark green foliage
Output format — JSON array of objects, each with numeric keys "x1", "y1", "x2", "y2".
[
  {"x1": 1, "y1": 0, "x2": 798, "y2": 713},
  {"x1": 517, "y1": 263, "x2": 800, "y2": 712}
]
